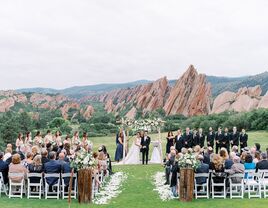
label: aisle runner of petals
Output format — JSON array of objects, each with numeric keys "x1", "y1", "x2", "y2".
[
  {"x1": 93, "y1": 172, "x2": 127, "y2": 205},
  {"x1": 153, "y1": 172, "x2": 175, "y2": 201}
]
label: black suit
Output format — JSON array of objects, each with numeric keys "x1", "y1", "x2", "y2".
[
  {"x1": 195, "y1": 162, "x2": 209, "y2": 184},
  {"x1": 222, "y1": 132, "x2": 230, "y2": 152},
  {"x1": 196, "y1": 133, "x2": 205, "y2": 147},
  {"x1": 231, "y1": 131, "x2": 240, "y2": 147},
  {"x1": 256, "y1": 160, "x2": 268, "y2": 172},
  {"x1": 141, "y1": 136, "x2": 151, "y2": 165},
  {"x1": 240, "y1": 133, "x2": 248, "y2": 151},
  {"x1": 215, "y1": 131, "x2": 223, "y2": 153},
  {"x1": 207, "y1": 131, "x2": 215, "y2": 149},
  {"x1": 0, "y1": 160, "x2": 9, "y2": 184},
  {"x1": 175, "y1": 135, "x2": 184, "y2": 153},
  {"x1": 183, "y1": 132, "x2": 193, "y2": 148}
]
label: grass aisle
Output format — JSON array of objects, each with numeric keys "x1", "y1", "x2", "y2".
[{"x1": 1, "y1": 164, "x2": 268, "y2": 208}]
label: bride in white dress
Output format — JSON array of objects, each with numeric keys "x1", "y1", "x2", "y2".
[
  {"x1": 150, "y1": 139, "x2": 162, "y2": 164},
  {"x1": 121, "y1": 132, "x2": 142, "y2": 165}
]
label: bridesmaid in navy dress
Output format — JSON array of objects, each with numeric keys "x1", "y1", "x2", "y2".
[
  {"x1": 115, "y1": 132, "x2": 124, "y2": 162},
  {"x1": 166, "y1": 131, "x2": 174, "y2": 154}
]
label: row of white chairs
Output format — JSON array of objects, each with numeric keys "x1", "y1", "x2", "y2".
[
  {"x1": 0, "y1": 171, "x2": 108, "y2": 200},
  {"x1": 176, "y1": 169, "x2": 268, "y2": 199}
]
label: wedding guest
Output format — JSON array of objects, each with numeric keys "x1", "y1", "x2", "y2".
[
  {"x1": 9, "y1": 154, "x2": 28, "y2": 183},
  {"x1": 256, "y1": 153, "x2": 268, "y2": 172},
  {"x1": 0, "y1": 152, "x2": 9, "y2": 185},
  {"x1": 99, "y1": 145, "x2": 112, "y2": 174},
  {"x1": 211, "y1": 154, "x2": 225, "y2": 191},
  {"x1": 231, "y1": 145, "x2": 240, "y2": 156},
  {"x1": 58, "y1": 152, "x2": 71, "y2": 173},
  {"x1": 166, "y1": 131, "x2": 174, "y2": 154},
  {"x1": 15, "y1": 133, "x2": 24, "y2": 152},
  {"x1": 222, "y1": 128, "x2": 230, "y2": 152},
  {"x1": 164, "y1": 149, "x2": 176, "y2": 185},
  {"x1": 31, "y1": 146, "x2": 39, "y2": 159},
  {"x1": 220, "y1": 148, "x2": 233, "y2": 169},
  {"x1": 207, "y1": 127, "x2": 215, "y2": 149},
  {"x1": 174, "y1": 129, "x2": 184, "y2": 153},
  {"x1": 253, "y1": 151, "x2": 261, "y2": 164},
  {"x1": 240, "y1": 129, "x2": 248, "y2": 152},
  {"x1": 24, "y1": 131, "x2": 33, "y2": 153},
  {"x1": 215, "y1": 127, "x2": 223, "y2": 154},
  {"x1": 25, "y1": 152, "x2": 33, "y2": 167},
  {"x1": 230, "y1": 127, "x2": 240, "y2": 148},
  {"x1": 98, "y1": 152, "x2": 108, "y2": 175},
  {"x1": 41, "y1": 149, "x2": 49, "y2": 168},
  {"x1": 114, "y1": 132, "x2": 124, "y2": 162},
  {"x1": 195, "y1": 155, "x2": 209, "y2": 184},
  {"x1": 244, "y1": 154, "x2": 256, "y2": 175},
  {"x1": 54, "y1": 131, "x2": 62, "y2": 146},
  {"x1": 170, "y1": 150, "x2": 180, "y2": 197},
  {"x1": 44, "y1": 152, "x2": 62, "y2": 187},
  {"x1": 255, "y1": 143, "x2": 261, "y2": 153},
  {"x1": 226, "y1": 156, "x2": 245, "y2": 183},
  {"x1": 34, "y1": 131, "x2": 43, "y2": 147},
  {"x1": 44, "y1": 130, "x2": 53, "y2": 145},
  {"x1": 3, "y1": 147, "x2": 12, "y2": 162},
  {"x1": 203, "y1": 146, "x2": 213, "y2": 165},
  {"x1": 72, "y1": 131, "x2": 80, "y2": 149},
  {"x1": 192, "y1": 129, "x2": 198, "y2": 147},
  {"x1": 196, "y1": 128, "x2": 205, "y2": 148},
  {"x1": 183, "y1": 127, "x2": 193, "y2": 148},
  {"x1": 28, "y1": 155, "x2": 43, "y2": 183}
]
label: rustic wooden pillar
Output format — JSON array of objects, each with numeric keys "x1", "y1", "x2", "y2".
[
  {"x1": 179, "y1": 168, "x2": 194, "y2": 202},
  {"x1": 78, "y1": 168, "x2": 93, "y2": 204}
]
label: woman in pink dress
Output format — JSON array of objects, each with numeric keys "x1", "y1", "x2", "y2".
[
  {"x1": 15, "y1": 133, "x2": 24, "y2": 152},
  {"x1": 54, "y1": 131, "x2": 62, "y2": 146},
  {"x1": 24, "y1": 131, "x2": 32, "y2": 153}
]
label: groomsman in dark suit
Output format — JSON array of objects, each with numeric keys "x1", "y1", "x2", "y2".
[
  {"x1": 215, "y1": 127, "x2": 223, "y2": 154},
  {"x1": 222, "y1": 127, "x2": 230, "y2": 152},
  {"x1": 140, "y1": 130, "x2": 151, "y2": 165},
  {"x1": 196, "y1": 128, "x2": 205, "y2": 148},
  {"x1": 192, "y1": 129, "x2": 198, "y2": 147},
  {"x1": 240, "y1": 129, "x2": 248, "y2": 152},
  {"x1": 230, "y1": 126, "x2": 240, "y2": 148},
  {"x1": 207, "y1": 127, "x2": 215, "y2": 149},
  {"x1": 183, "y1": 127, "x2": 193, "y2": 148},
  {"x1": 175, "y1": 129, "x2": 184, "y2": 153}
]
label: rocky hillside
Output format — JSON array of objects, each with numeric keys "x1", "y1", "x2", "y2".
[
  {"x1": 85, "y1": 65, "x2": 211, "y2": 118},
  {"x1": 0, "y1": 91, "x2": 94, "y2": 120}
]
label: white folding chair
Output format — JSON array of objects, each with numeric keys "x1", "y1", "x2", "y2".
[
  {"x1": 92, "y1": 176, "x2": 96, "y2": 199},
  {"x1": 8, "y1": 172, "x2": 25, "y2": 198},
  {"x1": 44, "y1": 173, "x2": 60, "y2": 199},
  {"x1": 0, "y1": 172, "x2": 8, "y2": 196},
  {"x1": 194, "y1": 173, "x2": 209, "y2": 199},
  {"x1": 27, "y1": 173, "x2": 43, "y2": 199},
  {"x1": 229, "y1": 173, "x2": 244, "y2": 199},
  {"x1": 258, "y1": 169, "x2": 268, "y2": 198},
  {"x1": 211, "y1": 173, "x2": 226, "y2": 199},
  {"x1": 244, "y1": 170, "x2": 261, "y2": 199},
  {"x1": 61, "y1": 173, "x2": 77, "y2": 199}
]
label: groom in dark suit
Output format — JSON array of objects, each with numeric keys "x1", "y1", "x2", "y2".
[{"x1": 141, "y1": 130, "x2": 151, "y2": 165}]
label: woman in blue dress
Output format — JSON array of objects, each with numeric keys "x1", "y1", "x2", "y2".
[{"x1": 115, "y1": 132, "x2": 124, "y2": 162}]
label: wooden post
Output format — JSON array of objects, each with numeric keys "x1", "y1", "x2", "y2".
[
  {"x1": 158, "y1": 127, "x2": 163, "y2": 165},
  {"x1": 78, "y1": 169, "x2": 93, "y2": 204},
  {"x1": 68, "y1": 169, "x2": 74, "y2": 207},
  {"x1": 179, "y1": 168, "x2": 194, "y2": 202}
]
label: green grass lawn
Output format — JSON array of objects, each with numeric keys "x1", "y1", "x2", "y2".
[{"x1": 1, "y1": 131, "x2": 268, "y2": 208}]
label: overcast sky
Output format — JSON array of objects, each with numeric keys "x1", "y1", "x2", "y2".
[{"x1": 0, "y1": 0, "x2": 268, "y2": 89}]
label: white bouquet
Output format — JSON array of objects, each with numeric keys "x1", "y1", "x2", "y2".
[
  {"x1": 178, "y1": 153, "x2": 200, "y2": 170},
  {"x1": 71, "y1": 148, "x2": 97, "y2": 170}
]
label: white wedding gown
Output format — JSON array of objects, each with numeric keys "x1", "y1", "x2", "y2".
[
  {"x1": 120, "y1": 138, "x2": 141, "y2": 165},
  {"x1": 150, "y1": 140, "x2": 162, "y2": 164}
]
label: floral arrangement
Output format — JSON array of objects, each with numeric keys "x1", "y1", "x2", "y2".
[
  {"x1": 93, "y1": 172, "x2": 127, "y2": 204},
  {"x1": 177, "y1": 153, "x2": 200, "y2": 170},
  {"x1": 71, "y1": 148, "x2": 97, "y2": 170},
  {"x1": 123, "y1": 118, "x2": 165, "y2": 132}
]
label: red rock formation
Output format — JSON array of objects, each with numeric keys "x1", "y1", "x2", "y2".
[
  {"x1": 258, "y1": 91, "x2": 268, "y2": 109},
  {"x1": 0, "y1": 97, "x2": 15, "y2": 112},
  {"x1": 82, "y1": 105, "x2": 95, "y2": 119},
  {"x1": 211, "y1": 85, "x2": 262, "y2": 114},
  {"x1": 60, "y1": 102, "x2": 81, "y2": 120},
  {"x1": 163, "y1": 65, "x2": 211, "y2": 116},
  {"x1": 125, "y1": 107, "x2": 137, "y2": 119}
]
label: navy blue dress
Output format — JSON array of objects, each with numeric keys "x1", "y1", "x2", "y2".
[{"x1": 115, "y1": 137, "x2": 123, "y2": 161}]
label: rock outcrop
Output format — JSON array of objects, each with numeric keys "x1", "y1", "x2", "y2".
[
  {"x1": 258, "y1": 91, "x2": 268, "y2": 109},
  {"x1": 164, "y1": 65, "x2": 211, "y2": 116},
  {"x1": 82, "y1": 105, "x2": 95, "y2": 119},
  {"x1": 211, "y1": 85, "x2": 262, "y2": 113},
  {"x1": 0, "y1": 91, "x2": 27, "y2": 112}
]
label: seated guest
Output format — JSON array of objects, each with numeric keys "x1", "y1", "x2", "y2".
[
  {"x1": 255, "y1": 143, "x2": 261, "y2": 153},
  {"x1": 3, "y1": 147, "x2": 12, "y2": 162},
  {"x1": 256, "y1": 153, "x2": 268, "y2": 172},
  {"x1": 99, "y1": 145, "x2": 112, "y2": 174},
  {"x1": 253, "y1": 151, "x2": 261, "y2": 164},
  {"x1": 58, "y1": 152, "x2": 71, "y2": 173},
  {"x1": 211, "y1": 154, "x2": 225, "y2": 191},
  {"x1": 0, "y1": 152, "x2": 9, "y2": 184},
  {"x1": 44, "y1": 151, "x2": 62, "y2": 186},
  {"x1": 28, "y1": 155, "x2": 43, "y2": 183},
  {"x1": 164, "y1": 149, "x2": 176, "y2": 185},
  {"x1": 31, "y1": 146, "x2": 40, "y2": 159},
  {"x1": 231, "y1": 145, "x2": 240, "y2": 156},
  {"x1": 170, "y1": 152, "x2": 180, "y2": 197},
  {"x1": 244, "y1": 154, "x2": 255, "y2": 178},
  {"x1": 41, "y1": 149, "x2": 49, "y2": 164},
  {"x1": 226, "y1": 156, "x2": 245, "y2": 183},
  {"x1": 9, "y1": 154, "x2": 28, "y2": 183},
  {"x1": 25, "y1": 152, "x2": 33, "y2": 167},
  {"x1": 98, "y1": 152, "x2": 108, "y2": 175},
  {"x1": 195, "y1": 155, "x2": 209, "y2": 184},
  {"x1": 220, "y1": 148, "x2": 233, "y2": 169}
]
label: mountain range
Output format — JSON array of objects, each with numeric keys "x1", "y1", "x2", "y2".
[{"x1": 17, "y1": 71, "x2": 268, "y2": 98}]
